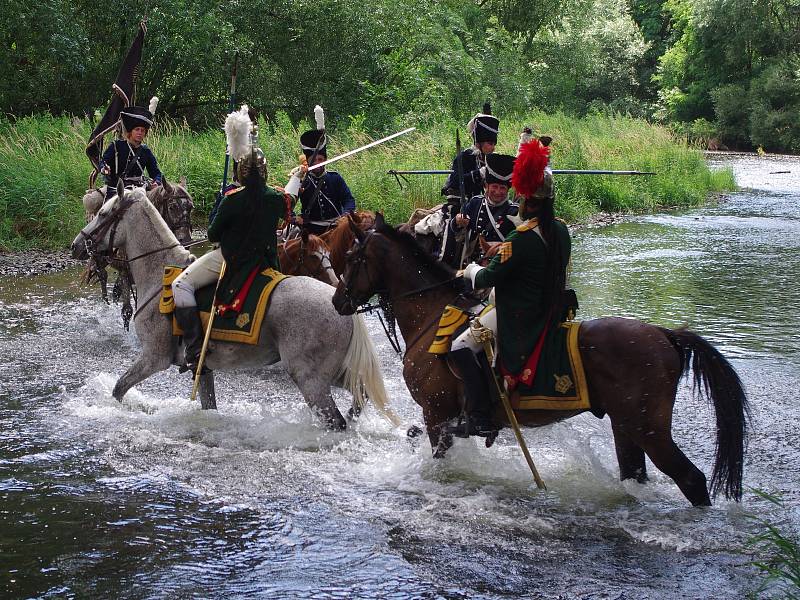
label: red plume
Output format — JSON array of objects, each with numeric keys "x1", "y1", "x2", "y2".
[{"x1": 512, "y1": 140, "x2": 550, "y2": 199}]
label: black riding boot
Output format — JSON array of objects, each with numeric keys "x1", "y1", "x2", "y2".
[
  {"x1": 175, "y1": 306, "x2": 204, "y2": 373},
  {"x1": 446, "y1": 347, "x2": 496, "y2": 437}
]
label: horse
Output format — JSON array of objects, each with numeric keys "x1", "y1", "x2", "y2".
[
  {"x1": 279, "y1": 229, "x2": 339, "y2": 286},
  {"x1": 82, "y1": 177, "x2": 193, "y2": 244},
  {"x1": 71, "y1": 183, "x2": 398, "y2": 431},
  {"x1": 331, "y1": 214, "x2": 749, "y2": 506}
]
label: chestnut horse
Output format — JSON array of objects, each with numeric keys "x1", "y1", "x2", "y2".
[
  {"x1": 332, "y1": 214, "x2": 749, "y2": 506},
  {"x1": 279, "y1": 229, "x2": 338, "y2": 285},
  {"x1": 279, "y1": 211, "x2": 376, "y2": 285}
]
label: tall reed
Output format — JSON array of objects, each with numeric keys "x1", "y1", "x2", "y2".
[{"x1": 0, "y1": 111, "x2": 735, "y2": 250}]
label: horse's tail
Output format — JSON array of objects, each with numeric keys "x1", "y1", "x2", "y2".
[
  {"x1": 659, "y1": 327, "x2": 750, "y2": 501},
  {"x1": 340, "y1": 313, "x2": 402, "y2": 427}
]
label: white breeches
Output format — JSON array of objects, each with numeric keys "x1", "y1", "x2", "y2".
[
  {"x1": 172, "y1": 248, "x2": 224, "y2": 308},
  {"x1": 451, "y1": 306, "x2": 497, "y2": 353}
]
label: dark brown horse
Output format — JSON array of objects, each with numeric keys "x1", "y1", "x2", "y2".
[{"x1": 332, "y1": 214, "x2": 749, "y2": 507}]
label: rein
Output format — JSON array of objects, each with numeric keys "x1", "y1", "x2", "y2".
[{"x1": 343, "y1": 230, "x2": 463, "y2": 357}]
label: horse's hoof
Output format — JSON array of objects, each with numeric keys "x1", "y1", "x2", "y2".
[
  {"x1": 406, "y1": 425, "x2": 424, "y2": 438},
  {"x1": 485, "y1": 429, "x2": 499, "y2": 448}
]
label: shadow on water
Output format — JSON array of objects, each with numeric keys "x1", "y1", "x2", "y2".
[{"x1": 1, "y1": 153, "x2": 799, "y2": 598}]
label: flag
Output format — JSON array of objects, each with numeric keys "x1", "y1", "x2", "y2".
[{"x1": 85, "y1": 21, "x2": 146, "y2": 186}]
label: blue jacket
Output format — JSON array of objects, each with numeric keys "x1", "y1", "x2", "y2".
[
  {"x1": 100, "y1": 140, "x2": 162, "y2": 199},
  {"x1": 297, "y1": 171, "x2": 356, "y2": 222},
  {"x1": 442, "y1": 149, "x2": 485, "y2": 200},
  {"x1": 449, "y1": 194, "x2": 518, "y2": 243}
]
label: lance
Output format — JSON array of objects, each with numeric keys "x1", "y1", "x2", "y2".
[
  {"x1": 455, "y1": 129, "x2": 472, "y2": 269},
  {"x1": 218, "y1": 54, "x2": 239, "y2": 197},
  {"x1": 306, "y1": 127, "x2": 416, "y2": 172},
  {"x1": 387, "y1": 168, "x2": 656, "y2": 176}
]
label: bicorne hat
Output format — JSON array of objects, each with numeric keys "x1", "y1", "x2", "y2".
[
  {"x1": 484, "y1": 153, "x2": 515, "y2": 186},
  {"x1": 120, "y1": 97, "x2": 158, "y2": 132},
  {"x1": 467, "y1": 102, "x2": 500, "y2": 144},
  {"x1": 300, "y1": 105, "x2": 327, "y2": 159}
]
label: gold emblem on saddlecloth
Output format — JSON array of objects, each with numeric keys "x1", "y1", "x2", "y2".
[
  {"x1": 236, "y1": 312, "x2": 251, "y2": 328},
  {"x1": 553, "y1": 374, "x2": 574, "y2": 394}
]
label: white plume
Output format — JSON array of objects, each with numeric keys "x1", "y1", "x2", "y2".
[
  {"x1": 148, "y1": 96, "x2": 159, "y2": 115},
  {"x1": 314, "y1": 105, "x2": 325, "y2": 130},
  {"x1": 225, "y1": 104, "x2": 252, "y2": 162}
]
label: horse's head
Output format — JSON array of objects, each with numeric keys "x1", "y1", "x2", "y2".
[
  {"x1": 281, "y1": 229, "x2": 339, "y2": 286},
  {"x1": 72, "y1": 181, "x2": 146, "y2": 259},
  {"x1": 332, "y1": 213, "x2": 390, "y2": 315},
  {"x1": 148, "y1": 176, "x2": 193, "y2": 245}
]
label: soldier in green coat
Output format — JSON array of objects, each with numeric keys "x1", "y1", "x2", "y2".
[
  {"x1": 172, "y1": 105, "x2": 286, "y2": 373},
  {"x1": 452, "y1": 138, "x2": 571, "y2": 435}
]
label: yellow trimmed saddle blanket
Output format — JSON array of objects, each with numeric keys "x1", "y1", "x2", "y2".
[
  {"x1": 508, "y1": 321, "x2": 589, "y2": 412},
  {"x1": 428, "y1": 306, "x2": 590, "y2": 412},
  {"x1": 159, "y1": 266, "x2": 288, "y2": 345}
]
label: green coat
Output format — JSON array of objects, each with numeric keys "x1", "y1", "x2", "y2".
[
  {"x1": 208, "y1": 183, "x2": 285, "y2": 303},
  {"x1": 474, "y1": 218, "x2": 571, "y2": 375}
]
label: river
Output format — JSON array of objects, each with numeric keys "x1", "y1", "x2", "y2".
[{"x1": 1, "y1": 154, "x2": 798, "y2": 599}]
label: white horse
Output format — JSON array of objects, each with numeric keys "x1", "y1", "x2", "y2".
[
  {"x1": 82, "y1": 176, "x2": 193, "y2": 244},
  {"x1": 71, "y1": 183, "x2": 398, "y2": 430}
]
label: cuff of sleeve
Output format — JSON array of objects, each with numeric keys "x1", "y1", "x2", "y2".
[{"x1": 463, "y1": 263, "x2": 484, "y2": 286}]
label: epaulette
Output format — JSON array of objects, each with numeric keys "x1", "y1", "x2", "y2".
[
  {"x1": 224, "y1": 186, "x2": 245, "y2": 196},
  {"x1": 516, "y1": 218, "x2": 540, "y2": 232},
  {"x1": 556, "y1": 217, "x2": 567, "y2": 225}
]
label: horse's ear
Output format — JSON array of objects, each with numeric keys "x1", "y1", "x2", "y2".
[
  {"x1": 179, "y1": 175, "x2": 187, "y2": 188},
  {"x1": 374, "y1": 211, "x2": 386, "y2": 230},
  {"x1": 348, "y1": 213, "x2": 366, "y2": 243},
  {"x1": 301, "y1": 228, "x2": 309, "y2": 244},
  {"x1": 116, "y1": 179, "x2": 125, "y2": 200},
  {"x1": 162, "y1": 177, "x2": 173, "y2": 194}
]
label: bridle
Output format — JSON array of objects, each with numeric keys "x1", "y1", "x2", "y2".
[
  {"x1": 280, "y1": 236, "x2": 339, "y2": 284},
  {"x1": 340, "y1": 230, "x2": 463, "y2": 356},
  {"x1": 150, "y1": 185, "x2": 193, "y2": 240},
  {"x1": 80, "y1": 192, "x2": 182, "y2": 329}
]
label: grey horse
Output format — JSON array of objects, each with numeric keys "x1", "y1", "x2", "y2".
[
  {"x1": 82, "y1": 176, "x2": 193, "y2": 245},
  {"x1": 71, "y1": 183, "x2": 399, "y2": 430}
]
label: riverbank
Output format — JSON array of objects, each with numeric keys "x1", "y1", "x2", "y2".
[
  {"x1": 0, "y1": 112, "x2": 736, "y2": 250},
  {"x1": 0, "y1": 208, "x2": 634, "y2": 277}
]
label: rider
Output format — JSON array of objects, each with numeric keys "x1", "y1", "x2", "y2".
[
  {"x1": 285, "y1": 105, "x2": 356, "y2": 236},
  {"x1": 448, "y1": 139, "x2": 569, "y2": 436},
  {"x1": 99, "y1": 98, "x2": 162, "y2": 200},
  {"x1": 439, "y1": 102, "x2": 500, "y2": 267},
  {"x1": 448, "y1": 152, "x2": 518, "y2": 264},
  {"x1": 171, "y1": 105, "x2": 286, "y2": 373}
]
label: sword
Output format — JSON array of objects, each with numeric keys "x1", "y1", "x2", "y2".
[{"x1": 307, "y1": 127, "x2": 416, "y2": 172}]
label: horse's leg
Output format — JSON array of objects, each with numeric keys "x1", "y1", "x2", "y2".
[
  {"x1": 425, "y1": 411, "x2": 454, "y2": 458},
  {"x1": 292, "y1": 375, "x2": 347, "y2": 430},
  {"x1": 611, "y1": 421, "x2": 648, "y2": 483},
  {"x1": 639, "y1": 435, "x2": 710, "y2": 506},
  {"x1": 198, "y1": 371, "x2": 217, "y2": 410},
  {"x1": 112, "y1": 352, "x2": 172, "y2": 401}
]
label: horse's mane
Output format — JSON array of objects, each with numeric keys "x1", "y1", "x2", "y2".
[{"x1": 375, "y1": 219, "x2": 456, "y2": 283}]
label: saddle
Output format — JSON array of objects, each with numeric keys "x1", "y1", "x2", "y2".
[{"x1": 160, "y1": 266, "x2": 288, "y2": 345}]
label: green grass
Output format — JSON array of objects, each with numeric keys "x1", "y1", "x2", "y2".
[
  {"x1": 746, "y1": 490, "x2": 800, "y2": 599},
  {"x1": 0, "y1": 111, "x2": 736, "y2": 250}
]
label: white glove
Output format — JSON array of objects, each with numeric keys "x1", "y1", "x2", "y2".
[{"x1": 463, "y1": 262, "x2": 484, "y2": 286}]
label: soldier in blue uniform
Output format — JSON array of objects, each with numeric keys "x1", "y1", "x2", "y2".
[
  {"x1": 285, "y1": 107, "x2": 356, "y2": 236},
  {"x1": 438, "y1": 103, "x2": 500, "y2": 267},
  {"x1": 99, "y1": 99, "x2": 162, "y2": 200},
  {"x1": 448, "y1": 152, "x2": 517, "y2": 264}
]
